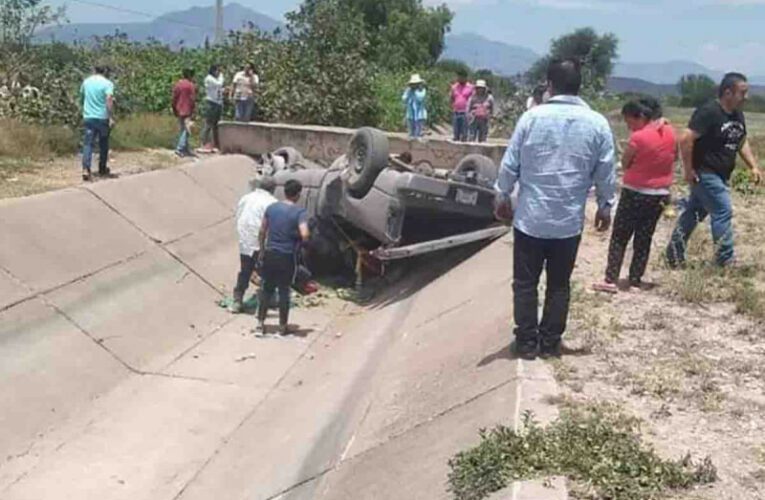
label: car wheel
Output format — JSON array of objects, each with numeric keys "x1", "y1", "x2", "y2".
[
  {"x1": 413, "y1": 160, "x2": 435, "y2": 177},
  {"x1": 453, "y1": 154, "x2": 498, "y2": 187},
  {"x1": 273, "y1": 147, "x2": 304, "y2": 168},
  {"x1": 346, "y1": 127, "x2": 389, "y2": 198}
]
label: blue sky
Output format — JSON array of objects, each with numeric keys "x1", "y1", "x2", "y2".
[{"x1": 51, "y1": 0, "x2": 765, "y2": 74}]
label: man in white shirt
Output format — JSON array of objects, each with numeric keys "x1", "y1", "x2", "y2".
[
  {"x1": 232, "y1": 62, "x2": 259, "y2": 122},
  {"x1": 231, "y1": 176, "x2": 277, "y2": 313}
]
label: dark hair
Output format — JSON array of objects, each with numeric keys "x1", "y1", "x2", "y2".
[
  {"x1": 284, "y1": 179, "x2": 303, "y2": 199},
  {"x1": 546, "y1": 58, "x2": 582, "y2": 95},
  {"x1": 719, "y1": 72, "x2": 748, "y2": 98},
  {"x1": 456, "y1": 68, "x2": 468, "y2": 78},
  {"x1": 638, "y1": 96, "x2": 663, "y2": 119},
  {"x1": 208, "y1": 64, "x2": 220, "y2": 76},
  {"x1": 532, "y1": 84, "x2": 547, "y2": 103},
  {"x1": 258, "y1": 176, "x2": 277, "y2": 193},
  {"x1": 182, "y1": 68, "x2": 195, "y2": 79},
  {"x1": 245, "y1": 62, "x2": 256, "y2": 72},
  {"x1": 94, "y1": 65, "x2": 107, "y2": 75},
  {"x1": 621, "y1": 100, "x2": 651, "y2": 119}
]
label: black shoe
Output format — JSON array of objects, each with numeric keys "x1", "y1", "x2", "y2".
[
  {"x1": 98, "y1": 168, "x2": 117, "y2": 178},
  {"x1": 82, "y1": 171, "x2": 92, "y2": 181},
  {"x1": 513, "y1": 339, "x2": 538, "y2": 360},
  {"x1": 539, "y1": 339, "x2": 562, "y2": 360}
]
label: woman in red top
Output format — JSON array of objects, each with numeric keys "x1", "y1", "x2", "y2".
[{"x1": 594, "y1": 98, "x2": 677, "y2": 293}]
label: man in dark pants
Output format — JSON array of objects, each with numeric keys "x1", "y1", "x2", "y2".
[
  {"x1": 230, "y1": 176, "x2": 277, "y2": 313},
  {"x1": 257, "y1": 180, "x2": 310, "y2": 335},
  {"x1": 494, "y1": 59, "x2": 616, "y2": 360},
  {"x1": 80, "y1": 65, "x2": 115, "y2": 181}
]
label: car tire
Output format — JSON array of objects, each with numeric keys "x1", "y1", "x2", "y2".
[
  {"x1": 453, "y1": 154, "x2": 498, "y2": 187},
  {"x1": 273, "y1": 147, "x2": 303, "y2": 168},
  {"x1": 346, "y1": 127, "x2": 389, "y2": 198},
  {"x1": 413, "y1": 160, "x2": 435, "y2": 177}
]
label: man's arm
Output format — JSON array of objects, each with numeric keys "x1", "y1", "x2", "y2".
[
  {"x1": 493, "y1": 114, "x2": 527, "y2": 221},
  {"x1": 298, "y1": 221, "x2": 310, "y2": 242},
  {"x1": 258, "y1": 217, "x2": 269, "y2": 252},
  {"x1": 679, "y1": 128, "x2": 700, "y2": 185},
  {"x1": 739, "y1": 139, "x2": 763, "y2": 184},
  {"x1": 621, "y1": 144, "x2": 637, "y2": 170},
  {"x1": 593, "y1": 127, "x2": 617, "y2": 232}
]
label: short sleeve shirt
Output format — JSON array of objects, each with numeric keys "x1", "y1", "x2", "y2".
[
  {"x1": 233, "y1": 71, "x2": 259, "y2": 100},
  {"x1": 689, "y1": 100, "x2": 746, "y2": 180},
  {"x1": 264, "y1": 202, "x2": 307, "y2": 255},
  {"x1": 80, "y1": 75, "x2": 114, "y2": 120}
]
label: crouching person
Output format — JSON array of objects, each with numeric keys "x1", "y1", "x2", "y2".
[
  {"x1": 257, "y1": 180, "x2": 310, "y2": 335},
  {"x1": 231, "y1": 176, "x2": 277, "y2": 313}
]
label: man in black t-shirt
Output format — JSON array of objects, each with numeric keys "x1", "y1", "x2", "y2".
[{"x1": 666, "y1": 72, "x2": 763, "y2": 267}]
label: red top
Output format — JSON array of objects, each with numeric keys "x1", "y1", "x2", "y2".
[
  {"x1": 172, "y1": 79, "x2": 196, "y2": 118},
  {"x1": 623, "y1": 122, "x2": 676, "y2": 190}
]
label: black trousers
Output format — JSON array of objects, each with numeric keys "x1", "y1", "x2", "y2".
[
  {"x1": 257, "y1": 251, "x2": 296, "y2": 326},
  {"x1": 513, "y1": 228, "x2": 581, "y2": 344},
  {"x1": 234, "y1": 252, "x2": 258, "y2": 299},
  {"x1": 605, "y1": 189, "x2": 668, "y2": 284}
]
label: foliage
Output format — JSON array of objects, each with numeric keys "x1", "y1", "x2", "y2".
[
  {"x1": 373, "y1": 68, "x2": 453, "y2": 131},
  {"x1": 745, "y1": 94, "x2": 765, "y2": 113},
  {"x1": 434, "y1": 58, "x2": 471, "y2": 76},
  {"x1": 448, "y1": 404, "x2": 716, "y2": 500},
  {"x1": 526, "y1": 27, "x2": 619, "y2": 92},
  {"x1": 0, "y1": 0, "x2": 66, "y2": 47},
  {"x1": 678, "y1": 74, "x2": 716, "y2": 108}
]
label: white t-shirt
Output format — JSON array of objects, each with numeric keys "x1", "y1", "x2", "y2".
[
  {"x1": 204, "y1": 73, "x2": 225, "y2": 104},
  {"x1": 236, "y1": 189, "x2": 277, "y2": 256},
  {"x1": 233, "y1": 71, "x2": 259, "y2": 101}
]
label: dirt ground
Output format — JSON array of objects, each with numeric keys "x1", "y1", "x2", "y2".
[
  {"x1": 0, "y1": 149, "x2": 195, "y2": 200},
  {"x1": 556, "y1": 190, "x2": 765, "y2": 499}
]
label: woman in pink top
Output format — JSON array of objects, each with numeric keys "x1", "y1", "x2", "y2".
[{"x1": 594, "y1": 98, "x2": 677, "y2": 293}]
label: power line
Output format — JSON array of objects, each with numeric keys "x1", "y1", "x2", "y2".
[{"x1": 65, "y1": 0, "x2": 215, "y2": 31}]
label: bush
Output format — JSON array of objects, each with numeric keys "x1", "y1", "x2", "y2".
[
  {"x1": 0, "y1": 119, "x2": 78, "y2": 158},
  {"x1": 110, "y1": 113, "x2": 182, "y2": 151}
]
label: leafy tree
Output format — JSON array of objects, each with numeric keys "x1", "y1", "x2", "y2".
[
  {"x1": 526, "y1": 27, "x2": 618, "y2": 92},
  {"x1": 678, "y1": 74, "x2": 716, "y2": 108},
  {"x1": 434, "y1": 58, "x2": 470, "y2": 77},
  {"x1": 0, "y1": 0, "x2": 66, "y2": 47}
]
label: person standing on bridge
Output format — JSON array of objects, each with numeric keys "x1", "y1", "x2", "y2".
[
  {"x1": 80, "y1": 65, "x2": 115, "y2": 181},
  {"x1": 467, "y1": 79, "x2": 494, "y2": 142},
  {"x1": 494, "y1": 58, "x2": 616, "y2": 360},
  {"x1": 666, "y1": 72, "x2": 763, "y2": 268},
  {"x1": 198, "y1": 64, "x2": 225, "y2": 154},
  {"x1": 451, "y1": 69, "x2": 474, "y2": 142},
  {"x1": 402, "y1": 74, "x2": 427, "y2": 139},
  {"x1": 257, "y1": 180, "x2": 310, "y2": 335},
  {"x1": 172, "y1": 68, "x2": 196, "y2": 158},
  {"x1": 231, "y1": 176, "x2": 278, "y2": 314},
  {"x1": 232, "y1": 63, "x2": 258, "y2": 122}
]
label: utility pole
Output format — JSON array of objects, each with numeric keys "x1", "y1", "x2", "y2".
[{"x1": 215, "y1": 0, "x2": 224, "y2": 44}]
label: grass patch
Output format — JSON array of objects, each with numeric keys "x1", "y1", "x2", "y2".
[
  {"x1": 0, "y1": 119, "x2": 78, "y2": 159},
  {"x1": 110, "y1": 113, "x2": 184, "y2": 151},
  {"x1": 447, "y1": 404, "x2": 716, "y2": 500}
]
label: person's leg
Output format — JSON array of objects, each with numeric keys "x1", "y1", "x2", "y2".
[
  {"x1": 244, "y1": 98, "x2": 255, "y2": 122},
  {"x1": 666, "y1": 186, "x2": 708, "y2": 267},
  {"x1": 604, "y1": 190, "x2": 638, "y2": 284},
  {"x1": 81, "y1": 119, "x2": 95, "y2": 178},
  {"x1": 539, "y1": 234, "x2": 582, "y2": 357},
  {"x1": 232, "y1": 252, "x2": 256, "y2": 312},
  {"x1": 513, "y1": 228, "x2": 546, "y2": 358},
  {"x1": 212, "y1": 103, "x2": 221, "y2": 149},
  {"x1": 234, "y1": 100, "x2": 244, "y2": 122},
  {"x1": 176, "y1": 117, "x2": 189, "y2": 154},
  {"x1": 278, "y1": 284, "x2": 291, "y2": 330},
  {"x1": 629, "y1": 194, "x2": 667, "y2": 284},
  {"x1": 97, "y1": 120, "x2": 110, "y2": 174},
  {"x1": 693, "y1": 173, "x2": 734, "y2": 265},
  {"x1": 415, "y1": 119, "x2": 425, "y2": 138},
  {"x1": 458, "y1": 113, "x2": 467, "y2": 141},
  {"x1": 200, "y1": 104, "x2": 213, "y2": 148},
  {"x1": 452, "y1": 112, "x2": 459, "y2": 141},
  {"x1": 478, "y1": 120, "x2": 489, "y2": 142}
]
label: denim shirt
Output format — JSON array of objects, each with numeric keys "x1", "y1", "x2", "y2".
[
  {"x1": 402, "y1": 87, "x2": 428, "y2": 122},
  {"x1": 495, "y1": 95, "x2": 617, "y2": 239}
]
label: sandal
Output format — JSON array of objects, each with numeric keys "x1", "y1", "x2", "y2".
[{"x1": 592, "y1": 282, "x2": 618, "y2": 294}]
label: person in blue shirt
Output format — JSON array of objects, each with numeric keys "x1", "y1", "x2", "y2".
[
  {"x1": 494, "y1": 58, "x2": 616, "y2": 360},
  {"x1": 256, "y1": 179, "x2": 310, "y2": 335},
  {"x1": 80, "y1": 65, "x2": 115, "y2": 181},
  {"x1": 402, "y1": 74, "x2": 427, "y2": 138}
]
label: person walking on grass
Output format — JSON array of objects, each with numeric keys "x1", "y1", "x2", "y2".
[
  {"x1": 198, "y1": 64, "x2": 224, "y2": 154},
  {"x1": 467, "y1": 79, "x2": 494, "y2": 143},
  {"x1": 257, "y1": 180, "x2": 310, "y2": 335},
  {"x1": 666, "y1": 72, "x2": 763, "y2": 268},
  {"x1": 593, "y1": 98, "x2": 676, "y2": 294},
  {"x1": 80, "y1": 65, "x2": 115, "y2": 181},
  {"x1": 230, "y1": 176, "x2": 278, "y2": 314},
  {"x1": 494, "y1": 58, "x2": 616, "y2": 360},
  {"x1": 233, "y1": 63, "x2": 258, "y2": 122},
  {"x1": 172, "y1": 68, "x2": 196, "y2": 158},
  {"x1": 450, "y1": 69, "x2": 474, "y2": 142},
  {"x1": 402, "y1": 74, "x2": 427, "y2": 139}
]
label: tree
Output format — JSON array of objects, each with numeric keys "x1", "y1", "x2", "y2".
[
  {"x1": 678, "y1": 74, "x2": 716, "y2": 108},
  {"x1": 526, "y1": 27, "x2": 618, "y2": 92},
  {"x1": 0, "y1": 0, "x2": 66, "y2": 48}
]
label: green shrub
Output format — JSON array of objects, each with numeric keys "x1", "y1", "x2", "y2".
[{"x1": 110, "y1": 113, "x2": 181, "y2": 151}]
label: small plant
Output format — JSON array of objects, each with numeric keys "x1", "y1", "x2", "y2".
[{"x1": 447, "y1": 404, "x2": 716, "y2": 500}]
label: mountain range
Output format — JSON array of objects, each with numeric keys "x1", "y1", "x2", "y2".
[{"x1": 38, "y1": 4, "x2": 762, "y2": 93}]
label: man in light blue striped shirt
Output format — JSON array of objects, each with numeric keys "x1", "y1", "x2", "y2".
[{"x1": 495, "y1": 59, "x2": 617, "y2": 360}]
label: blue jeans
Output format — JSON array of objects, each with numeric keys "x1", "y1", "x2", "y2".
[
  {"x1": 176, "y1": 117, "x2": 190, "y2": 154},
  {"x1": 667, "y1": 171, "x2": 734, "y2": 266},
  {"x1": 82, "y1": 118, "x2": 110, "y2": 172},
  {"x1": 235, "y1": 98, "x2": 255, "y2": 122},
  {"x1": 407, "y1": 119, "x2": 424, "y2": 138},
  {"x1": 453, "y1": 112, "x2": 468, "y2": 141}
]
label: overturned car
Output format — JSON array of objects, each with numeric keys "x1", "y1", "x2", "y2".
[{"x1": 259, "y1": 128, "x2": 508, "y2": 277}]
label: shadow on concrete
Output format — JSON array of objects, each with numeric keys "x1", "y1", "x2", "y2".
[{"x1": 478, "y1": 344, "x2": 517, "y2": 367}]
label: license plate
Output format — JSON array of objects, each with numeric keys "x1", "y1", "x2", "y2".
[{"x1": 455, "y1": 188, "x2": 478, "y2": 206}]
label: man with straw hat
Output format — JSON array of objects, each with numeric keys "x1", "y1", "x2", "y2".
[
  {"x1": 468, "y1": 79, "x2": 494, "y2": 143},
  {"x1": 402, "y1": 74, "x2": 428, "y2": 138}
]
